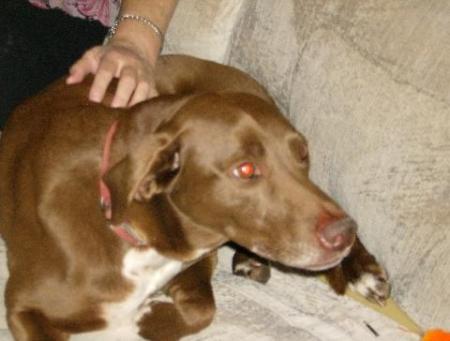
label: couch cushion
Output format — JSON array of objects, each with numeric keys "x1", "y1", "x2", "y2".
[
  {"x1": 228, "y1": 0, "x2": 450, "y2": 328},
  {"x1": 163, "y1": 0, "x2": 248, "y2": 63}
]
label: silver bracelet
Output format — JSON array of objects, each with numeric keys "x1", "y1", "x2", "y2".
[{"x1": 104, "y1": 14, "x2": 164, "y2": 49}]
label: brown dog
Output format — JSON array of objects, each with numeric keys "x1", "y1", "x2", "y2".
[{"x1": 0, "y1": 55, "x2": 389, "y2": 340}]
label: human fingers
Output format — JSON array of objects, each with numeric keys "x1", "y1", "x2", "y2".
[
  {"x1": 89, "y1": 57, "x2": 117, "y2": 103},
  {"x1": 111, "y1": 66, "x2": 138, "y2": 108},
  {"x1": 128, "y1": 80, "x2": 151, "y2": 107},
  {"x1": 66, "y1": 47, "x2": 102, "y2": 84}
]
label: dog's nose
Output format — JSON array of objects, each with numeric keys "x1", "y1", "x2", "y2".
[{"x1": 316, "y1": 215, "x2": 357, "y2": 251}]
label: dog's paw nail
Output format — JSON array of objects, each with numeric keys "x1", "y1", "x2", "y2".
[
  {"x1": 233, "y1": 262, "x2": 252, "y2": 276},
  {"x1": 233, "y1": 261, "x2": 271, "y2": 284},
  {"x1": 350, "y1": 268, "x2": 391, "y2": 304}
]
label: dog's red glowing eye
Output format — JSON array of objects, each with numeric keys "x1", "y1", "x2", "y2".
[{"x1": 232, "y1": 162, "x2": 260, "y2": 179}]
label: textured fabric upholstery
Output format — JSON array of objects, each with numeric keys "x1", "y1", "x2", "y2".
[
  {"x1": 227, "y1": 1, "x2": 450, "y2": 328},
  {"x1": 166, "y1": 0, "x2": 450, "y2": 329},
  {"x1": 164, "y1": 0, "x2": 247, "y2": 63}
]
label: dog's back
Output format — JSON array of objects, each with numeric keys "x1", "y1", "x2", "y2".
[{"x1": 155, "y1": 55, "x2": 272, "y2": 102}]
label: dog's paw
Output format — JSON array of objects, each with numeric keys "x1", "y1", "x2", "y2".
[
  {"x1": 136, "y1": 292, "x2": 172, "y2": 323},
  {"x1": 232, "y1": 250, "x2": 271, "y2": 284},
  {"x1": 325, "y1": 238, "x2": 391, "y2": 305},
  {"x1": 350, "y1": 265, "x2": 391, "y2": 305}
]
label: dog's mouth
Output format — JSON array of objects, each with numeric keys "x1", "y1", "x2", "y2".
[
  {"x1": 300, "y1": 246, "x2": 352, "y2": 271},
  {"x1": 251, "y1": 241, "x2": 353, "y2": 272}
]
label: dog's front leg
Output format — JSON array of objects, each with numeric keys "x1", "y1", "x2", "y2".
[
  {"x1": 138, "y1": 253, "x2": 217, "y2": 341},
  {"x1": 325, "y1": 236, "x2": 391, "y2": 304}
]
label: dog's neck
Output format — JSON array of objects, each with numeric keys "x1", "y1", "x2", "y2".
[
  {"x1": 98, "y1": 120, "x2": 147, "y2": 247},
  {"x1": 123, "y1": 194, "x2": 226, "y2": 261}
]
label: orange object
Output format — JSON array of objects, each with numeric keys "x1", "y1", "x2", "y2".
[{"x1": 423, "y1": 330, "x2": 450, "y2": 341}]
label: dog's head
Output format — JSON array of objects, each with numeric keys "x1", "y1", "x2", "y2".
[{"x1": 105, "y1": 92, "x2": 356, "y2": 271}]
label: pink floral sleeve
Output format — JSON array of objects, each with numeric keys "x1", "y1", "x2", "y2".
[{"x1": 29, "y1": 0, "x2": 121, "y2": 27}]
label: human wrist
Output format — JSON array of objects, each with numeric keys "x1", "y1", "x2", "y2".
[{"x1": 105, "y1": 15, "x2": 163, "y2": 65}]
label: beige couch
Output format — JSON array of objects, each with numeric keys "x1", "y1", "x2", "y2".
[
  {"x1": 166, "y1": 0, "x2": 450, "y2": 332},
  {"x1": 0, "y1": 1, "x2": 447, "y2": 340}
]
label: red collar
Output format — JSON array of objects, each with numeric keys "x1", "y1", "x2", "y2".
[{"x1": 100, "y1": 121, "x2": 146, "y2": 247}]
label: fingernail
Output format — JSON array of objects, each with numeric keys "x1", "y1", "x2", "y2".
[
  {"x1": 111, "y1": 97, "x2": 122, "y2": 108},
  {"x1": 89, "y1": 93, "x2": 101, "y2": 103}
]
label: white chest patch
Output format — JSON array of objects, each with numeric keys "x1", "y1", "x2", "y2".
[{"x1": 72, "y1": 248, "x2": 183, "y2": 341}]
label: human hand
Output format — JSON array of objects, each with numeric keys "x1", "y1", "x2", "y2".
[{"x1": 66, "y1": 41, "x2": 158, "y2": 108}]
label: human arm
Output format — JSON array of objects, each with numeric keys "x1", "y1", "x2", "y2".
[{"x1": 66, "y1": 0, "x2": 178, "y2": 107}]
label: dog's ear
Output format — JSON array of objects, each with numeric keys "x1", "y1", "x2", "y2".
[
  {"x1": 129, "y1": 133, "x2": 181, "y2": 201},
  {"x1": 103, "y1": 131, "x2": 181, "y2": 221},
  {"x1": 102, "y1": 94, "x2": 193, "y2": 222}
]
